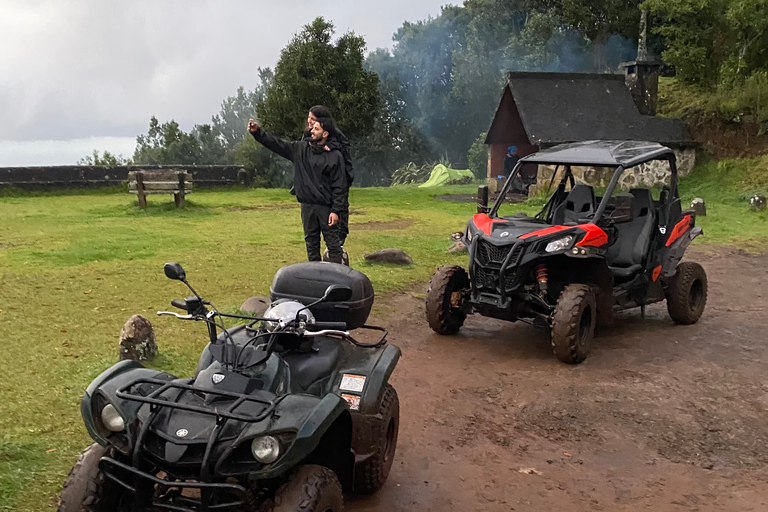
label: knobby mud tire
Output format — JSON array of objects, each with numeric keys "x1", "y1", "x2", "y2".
[
  {"x1": 58, "y1": 443, "x2": 123, "y2": 512},
  {"x1": 551, "y1": 284, "x2": 596, "y2": 364},
  {"x1": 354, "y1": 384, "x2": 399, "y2": 494},
  {"x1": 272, "y1": 465, "x2": 343, "y2": 512},
  {"x1": 667, "y1": 262, "x2": 708, "y2": 325},
  {"x1": 426, "y1": 265, "x2": 469, "y2": 334}
]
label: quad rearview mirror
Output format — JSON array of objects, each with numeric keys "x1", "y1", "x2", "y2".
[
  {"x1": 164, "y1": 262, "x2": 186, "y2": 281},
  {"x1": 322, "y1": 285, "x2": 353, "y2": 303}
]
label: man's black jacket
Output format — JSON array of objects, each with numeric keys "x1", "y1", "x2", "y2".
[{"x1": 251, "y1": 127, "x2": 346, "y2": 214}]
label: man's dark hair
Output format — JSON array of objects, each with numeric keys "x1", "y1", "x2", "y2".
[{"x1": 314, "y1": 115, "x2": 337, "y2": 137}]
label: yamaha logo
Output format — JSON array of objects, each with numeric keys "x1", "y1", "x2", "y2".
[
  {"x1": 500, "y1": 231, "x2": 510, "y2": 238},
  {"x1": 212, "y1": 373, "x2": 225, "y2": 384},
  {"x1": 176, "y1": 428, "x2": 189, "y2": 438},
  {"x1": 659, "y1": 226, "x2": 667, "y2": 234}
]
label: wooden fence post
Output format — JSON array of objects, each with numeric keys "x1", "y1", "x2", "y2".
[
  {"x1": 136, "y1": 172, "x2": 147, "y2": 209},
  {"x1": 175, "y1": 172, "x2": 185, "y2": 208}
]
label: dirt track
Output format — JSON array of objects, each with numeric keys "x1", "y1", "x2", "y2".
[{"x1": 348, "y1": 246, "x2": 768, "y2": 511}]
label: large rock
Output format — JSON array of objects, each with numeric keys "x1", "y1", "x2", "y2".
[
  {"x1": 119, "y1": 315, "x2": 157, "y2": 362},
  {"x1": 750, "y1": 194, "x2": 766, "y2": 211},
  {"x1": 691, "y1": 197, "x2": 706, "y2": 216},
  {"x1": 240, "y1": 296, "x2": 271, "y2": 315},
  {"x1": 364, "y1": 248, "x2": 413, "y2": 265}
]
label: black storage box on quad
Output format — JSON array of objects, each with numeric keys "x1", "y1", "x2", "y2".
[{"x1": 270, "y1": 262, "x2": 374, "y2": 329}]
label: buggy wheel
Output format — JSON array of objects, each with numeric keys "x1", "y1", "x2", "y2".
[
  {"x1": 354, "y1": 384, "x2": 399, "y2": 494},
  {"x1": 58, "y1": 443, "x2": 127, "y2": 512},
  {"x1": 551, "y1": 284, "x2": 596, "y2": 364},
  {"x1": 666, "y1": 262, "x2": 707, "y2": 325},
  {"x1": 272, "y1": 465, "x2": 343, "y2": 512},
  {"x1": 426, "y1": 265, "x2": 469, "y2": 334}
]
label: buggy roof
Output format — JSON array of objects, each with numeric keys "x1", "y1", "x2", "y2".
[{"x1": 521, "y1": 140, "x2": 675, "y2": 167}]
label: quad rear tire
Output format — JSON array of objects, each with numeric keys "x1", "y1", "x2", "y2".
[
  {"x1": 354, "y1": 384, "x2": 399, "y2": 494},
  {"x1": 272, "y1": 464, "x2": 343, "y2": 512},
  {"x1": 58, "y1": 443, "x2": 126, "y2": 512},
  {"x1": 666, "y1": 262, "x2": 707, "y2": 325},
  {"x1": 551, "y1": 284, "x2": 596, "y2": 364},
  {"x1": 426, "y1": 265, "x2": 469, "y2": 334}
]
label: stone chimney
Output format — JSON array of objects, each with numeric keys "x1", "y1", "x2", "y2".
[{"x1": 620, "y1": 10, "x2": 662, "y2": 116}]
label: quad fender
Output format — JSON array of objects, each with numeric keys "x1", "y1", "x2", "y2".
[
  {"x1": 333, "y1": 344, "x2": 401, "y2": 415},
  {"x1": 662, "y1": 226, "x2": 703, "y2": 278},
  {"x1": 81, "y1": 360, "x2": 175, "y2": 448},
  {"x1": 238, "y1": 393, "x2": 352, "y2": 479}
]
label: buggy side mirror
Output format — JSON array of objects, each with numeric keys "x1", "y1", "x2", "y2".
[
  {"x1": 322, "y1": 285, "x2": 353, "y2": 303},
  {"x1": 164, "y1": 262, "x2": 186, "y2": 281},
  {"x1": 477, "y1": 185, "x2": 489, "y2": 214}
]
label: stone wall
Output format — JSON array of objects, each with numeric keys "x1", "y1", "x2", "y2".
[
  {"x1": 0, "y1": 165, "x2": 247, "y2": 191},
  {"x1": 530, "y1": 147, "x2": 695, "y2": 196}
]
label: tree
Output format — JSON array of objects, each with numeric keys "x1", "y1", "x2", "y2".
[
  {"x1": 256, "y1": 17, "x2": 380, "y2": 140},
  {"x1": 132, "y1": 116, "x2": 227, "y2": 165},
  {"x1": 212, "y1": 68, "x2": 273, "y2": 147},
  {"x1": 78, "y1": 150, "x2": 132, "y2": 167}
]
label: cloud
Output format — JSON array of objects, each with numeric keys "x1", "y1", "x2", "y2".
[{"x1": 0, "y1": 0, "x2": 446, "y2": 151}]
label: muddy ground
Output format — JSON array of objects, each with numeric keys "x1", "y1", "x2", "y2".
[{"x1": 348, "y1": 246, "x2": 768, "y2": 511}]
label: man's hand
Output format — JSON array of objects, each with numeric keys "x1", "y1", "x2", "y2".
[
  {"x1": 247, "y1": 118, "x2": 259, "y2": 133},
  {"x1": 328, "y1": 212, "x2": 339, "y2": 226}
]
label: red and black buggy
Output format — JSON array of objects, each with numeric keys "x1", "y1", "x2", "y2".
[{"x1": 426, "y1": 140, "x2": 707, "y2": 364}]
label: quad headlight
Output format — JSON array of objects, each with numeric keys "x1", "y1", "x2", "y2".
[
  {"x1": 545, "y1": 235, "x2": 574, "y2": 253},
  {"x1": 100, "y1": 404, "x2": 125, "y2": 432},
  {"x1": 251, "y1": 436, "x2": 280, "y2": 463}
]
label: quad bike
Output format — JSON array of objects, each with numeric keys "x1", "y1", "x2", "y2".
[
  {"x1": 60, "y1": 262, "x2": 400, "y2": 511},
  {"x1": 426, "y1": 140, "x2": 707, "y2": 364}
]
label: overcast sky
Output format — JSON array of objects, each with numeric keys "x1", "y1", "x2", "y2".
[{"x1": 0, "y1": 0, "x2": 447, "y2": 166}]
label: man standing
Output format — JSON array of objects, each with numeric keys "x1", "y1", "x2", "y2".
[{"x1": 247, "y1": 117, "x2": 346, "y2": 264}]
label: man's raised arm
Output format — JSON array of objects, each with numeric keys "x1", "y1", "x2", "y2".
[{"x1": 247, "y1": 118, "x2": 297, "y2": 162}]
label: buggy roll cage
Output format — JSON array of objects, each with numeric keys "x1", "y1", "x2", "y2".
[{"x1": 489, "y1": 141, "x2": 679, "y2": 221}]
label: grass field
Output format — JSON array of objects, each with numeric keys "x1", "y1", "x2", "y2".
[{"x1": 0, "y1": 163, "x2": 766, "y2": 510}]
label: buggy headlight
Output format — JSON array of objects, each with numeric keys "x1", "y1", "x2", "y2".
[
  {"x1": 100, "y1": 404, "x2": 125, "y2": 432},
  {"x1": 545, "y1": 235, "x2": 573, "y2": 253},
  {"x1": 251, "y1": 436, "x2": 280, "y2": 463}
]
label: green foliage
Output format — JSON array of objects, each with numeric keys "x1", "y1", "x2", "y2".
[
  {"x1": 232, "y1": 137, "x2": 292, "y2": 188},
  {"x1": 391, "y1": 161, "x2": 434, "y2": 185},
  {"x1": 211, "y1": 69, "x2": 274, "y2": 148},
  {"x1": 256, "y1": 17, "x2": 380, "y2": 140},
  {"x1": 467, "y1": 132, "x2": 489, "y2": 180},
  {"x1": 132, "y1": 116, "x2": 227, "y2": 165},
  {"x1": 645, "y1": 0, "x2": 768, "y2": 86},
  {"x1": 78, "y1": 150, "x2": 132, "y2": 167},
  {"x1": 658, "y1": 75, "x2": 768, "y2": 133}
]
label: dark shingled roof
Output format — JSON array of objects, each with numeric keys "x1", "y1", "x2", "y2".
[
  {"x1": 521, "y1": 140, "x2": 675, "y2": 167},
  {"x1": 486, "y1": 72, "x2": 693, "y2": 147}
]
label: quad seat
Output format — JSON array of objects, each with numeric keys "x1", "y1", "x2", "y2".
[
  {"x1": 282, "y1": 337, "x2": 342, "y2": 392},
  {"x1": 607, "y1": 188, "x2": 656, "y2": 277}
]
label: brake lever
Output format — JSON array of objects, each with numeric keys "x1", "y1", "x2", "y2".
[{"x1": 157, "y1": 311, "x2": 195, "y2": 320}]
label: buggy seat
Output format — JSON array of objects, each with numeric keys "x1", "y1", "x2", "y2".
[
  {"x1": 282, "y1": 336, "x2": 342, "y2": 392},
  {"x1": 552, "y1": 185, "x2": 596, "y2": 225},
  {"x1": 606, "y1": 188, "x2": 655, "y2": 278}
]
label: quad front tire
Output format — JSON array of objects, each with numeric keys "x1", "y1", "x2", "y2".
[
  {"x1": 58, "y1": 443, "x2": 126, "y2": 512},
  {"x1": 551, "y1": 284, "x2": 596, "y2": 364},
  {"x1": 426, "y1": 265, "x2": 469, "y2": 334},
  {"x1": 354, "y1": 384, "x2": 399, "y2": 494},
  {"x1": 666, "y1": 262, "x2": 707, "y2": 325},
  {"x1": 272, "y1": 464, "x2": 343, "y2": 512}
]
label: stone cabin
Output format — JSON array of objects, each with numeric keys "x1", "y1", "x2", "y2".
[{"x1": 484, "y1": 71, "x2": 696, "y2": 195}]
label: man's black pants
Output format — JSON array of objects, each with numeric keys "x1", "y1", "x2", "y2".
[{"x1": 301, "y1": 203, "x2": 343, "y2": 263}]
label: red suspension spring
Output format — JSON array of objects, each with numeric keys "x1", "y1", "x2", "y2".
[{"x1": 535, "y1": 264, "x2": 548, "y2": 294}]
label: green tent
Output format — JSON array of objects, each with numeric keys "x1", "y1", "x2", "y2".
[{"x1": 418, "y1": 164, "x2": 475, "y2": 188}]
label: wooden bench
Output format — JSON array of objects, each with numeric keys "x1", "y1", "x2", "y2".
[{"x1": 128, "y1": 170, "x2": 192, "y2": 209}]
